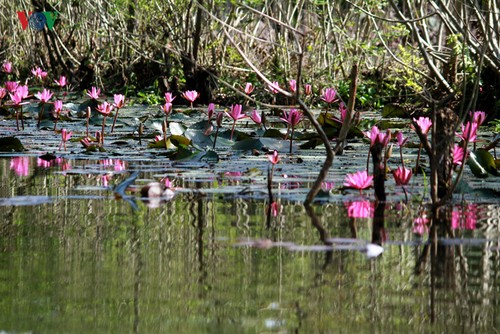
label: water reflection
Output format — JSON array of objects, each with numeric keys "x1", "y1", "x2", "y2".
[{"x1": 0, "y1": 157, "x2": 498, "y2": 332}]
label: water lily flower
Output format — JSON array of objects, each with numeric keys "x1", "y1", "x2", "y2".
[
  {"x1": 113, "y1": 94, "x2": 125, "y2": 109},
  {"x1": 457, "y1": 121, "x2": 478, "y2": 143},
  {"x1": 268, "y1": 150, "x2": 280, "y2": 165},
  {"x1": 343, "y1": 170, "x2": 373, "y2": 193},
  {"x1": 9, "y1": 92, "x2": 23, "y2": 105},
  {"x1": 289, "y1": 79, "x2": 297, "y2": 93},
  {"x1": 9, "y1": 91, "x2": 26, "y2": 130},
  {"x1": 110, "y1": 94, "x2": 125, "y2": 133},
  {"x1": 304, "y1": 84, "x2": 312, "y2": 96},
  {"x1": 212, "y1": 112, "x2": 225, "y2": 149},
  {"x1": 396, "y1": 131, "x2": 408, "y2": 147},
  {"x1": 339, "y1": 102, "x2": 348, "y2": 123},
  {"x1": 161, "y1": 102, "x2": 173, "y2": 117},
  {"x1": 182, "y1": 90, "x2": 199, "y2": 107},
  {"x1": 87, "y1": 86, "x2": 101, "y2": 99},
  {"x1": 413, "y1": 116, "x2": 432, "y2": 135},
  {"x1": 345, "y1": 201, "x2": 374, "y2": 218},
  {"x1": 269, "y1": 201, "x2": 280, "y2": 217},
  {"x1": 97, "y1": 101, "x2": 113, "y2": 116},
  {"x1": 35, "y1": 88, "x2": 53, "y2": 103},
  {"x1": 2, "y1": 62, "x2": 12, "y2": 73},
  {"x1": 393, "y1": 166, "x2": 412, "y2": 185},
  {"x1": 164, "y1": 92, "x2": 176, "y2": 103},
  {"x1": 0, "y1": 88, "x2": 6, "y2": 100},
  {"x1": 16, "y1": 85, "x2": 29, "y2": 99},
  {"x1": 470, "y1": 111, "x2": 486, "y2": 126},
  {"x1": 207, "y1": 103, "x2": 215, "y2": 120},
  {"x1": 364, "y1": 125, "x2": 390, "y2": 147},
  {"x1": 321, "y1": 88, "x2": 337, "y2": 104},
  {"x1": 53, "y1": 100, "x2": 63, "y2": 131},
  {"x1": 250, "y1": 109, "x2": 262, "y2": 125},
  {"x1": 244, "y1": 82, "x2": 254, "y2": 95},
  {"x1": 54, "y1": 75, "x2": 67, "y2": 88},
  {"x1": 268, "y1": 81, "x2": 280, "y2": 94},
  {"x1": 225, "y1": 104, "x2": 247, "y2": 140},
  {"x1": 31, "y1": 67, "x2": 47, "y2": 81},
  {"x1": 281, "y1": 108, "x2": 303, "y2": 128},
  {"x1": 5, "y1": 81, "x2": 18, "y2": 93},
  {"x1": 452, "y1": 144, "x2": 467, "y2": 165},
  {"x1": 60, "y1": 128, "x2": 72, "y2": 150}
]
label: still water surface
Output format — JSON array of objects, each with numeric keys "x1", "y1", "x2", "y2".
[{"x1": 0, "y1": 156, "x2": 499, "y2": 333}]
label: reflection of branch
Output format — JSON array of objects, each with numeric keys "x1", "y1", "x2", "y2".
[{"x1": 305, "y1": 204, "x2": 332, "y2": 269}]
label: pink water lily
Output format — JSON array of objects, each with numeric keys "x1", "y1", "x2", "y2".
[
  {"x1": 54, "y1": 75, "x2": 67, "y2": 87},
  {"x1": 225, "y1": 104, "x2": 247, "y2": 140},
  {"x1": 110, "y1": 94, "x2": 125, "y2": 133},
  {"x1": 250, "y1": 109, "x2": 262, "y2": 125},
  {"x1": 16, "y1": 85, "x2": 29, "y2": 99},
  {"x1": 393, "y1": 166, "x2": 412, "y2": 186},
  {"x1": 31, "y1": 67, "x2": 47, "y2": 81},
  {"x1": 281, "y1": 108, "x2": 303, "y2": 127},
  {"x1": 321, "y1": 88, "x2": 337, "y2": 104},
  {"x1": 207, "y1": 103, "x2": 215, "y2": 120},
  {"x1": 87, "y1": 86, "x2": 101, "y2": 99},
  {"x1": 2, "y1": 62, "x2": 12, "y2": 73},
  {"x1": 457, "y1": 121, "x2": 478, "y2": 143},
  {"x1": 413, "y1": 116, "x2": 432, "y2": 135},
  {"x1": 364, "y1": 125, "x2": 390, "y2": 147},
  {"x1": 53, "y1": 100, "x2": 63, "y2": 131},
  {"x1": 35, "y1": 88, "x2": 53, "y2": 103},
  {"x1": 60, "y1": 128, "x2": 73, "y2": 150},
  {"x1": 452, "y1": 144, "x2": 467, "y2": 165},
  {"x1": 164, "y1": 92, "x2": 176, "y2": 103},
  {"x1": 470, "y1": 111, "x2": 486, "y2": 126},
  {"x1": 113, "y1": 94, "x2": 125, "y2": 109},
  {"x1": 413, "y1": 216, "x2": 429, "y2": 235},
  {"x1": 5, "y1": 81, "x2": 18, "y2": 93},
  {"x1": 268, "y1": 81, "x2": 280, "y2": 94},
  {"x1": 339, "y1": 102, "x2": 347, "y2": 123},
  {"x1": 161, "y1": 102, "x2": 173, "y2": 117},
  {"x1": 244, "y1": 82, "x2": 254, "y2": 95},
  {"x1": 344, "y1": 170, "x2": 373, "y2": 193},
  {"x1": 182, "y1": 90, "x2": 199, "y2": 107},
  {"x1": 289, "y1": 79, "x2": 297, "y2": 93},
  {"x1": 9, "y1": 92, "x2": 23, "y2": 105},
  {"x1": 396, "y1": 131, "x2": 408, "y2": 147},
  {"x1": 268, "y1": 150, "x2": 280, "y2": 165},
  {"x1": 0, "y1": 88, "x2": 6, "y2": 100},
  {"x1": 97, "y1": 101, "x2": 113, "y2": 116},
  {"x1": 304, "y1": 84, "x2": 312, "y2": 96}
]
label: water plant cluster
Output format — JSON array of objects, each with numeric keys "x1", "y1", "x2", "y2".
[{"x1": 1, "y1": 60, "x2": 497, "y2": 238}]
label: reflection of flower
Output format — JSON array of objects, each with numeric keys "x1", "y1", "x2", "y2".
[
  {"x1": 10, "y1": 157, "x2": 29, "y2": 176},
  {"x1": 452, "y1": 204, "x2": 477, "y2": 230},
  {"x1": 345, "y1": 201, "x2": 374, "y2": 218},
  {"x1": 413, "y1": 216, "x2": 429, "y2": 235}
]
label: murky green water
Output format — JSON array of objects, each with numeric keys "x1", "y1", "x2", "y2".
[{"x1": 0, "y1": 156, "x2": 499, "y2": 333}]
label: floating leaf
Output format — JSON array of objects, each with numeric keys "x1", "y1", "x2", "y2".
[
  {"x1": 381, "y1": 103, "x2": 407, "y2": 118},
  {"x1": 468, "y1": 149, "x2": 497, "y2": 178},
  {"x1": 169, "y1": 122, "x2": 185, "y2": 135},
  {"x1": 0, "y1": 137, "x2": 25, "y2": 152}
]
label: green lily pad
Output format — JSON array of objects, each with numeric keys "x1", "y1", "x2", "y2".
[
  {"x1": 468, "y1": 149, "x2": 498, "y2": 178},
  {"x1": 0, "y1": 137, "x2": 25, "y2": 152}
]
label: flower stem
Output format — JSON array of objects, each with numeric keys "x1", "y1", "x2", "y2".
[
  {"x1": 111, "y1": 108, "x2": 120, "y2": 133},
  {"x1": 101, "y1": 116, "x2": 107, "y2": 146}
]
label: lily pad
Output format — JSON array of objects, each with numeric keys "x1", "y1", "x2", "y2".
[
  {"x1": 468, "y1": 149, "x2": 498, "y2": 178},
  {"x1": 0, "y1": 137, "x2": 25, "y2": 152}
]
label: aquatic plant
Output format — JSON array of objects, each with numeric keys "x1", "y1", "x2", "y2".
[
  {"x1": 225, "y1": 104, "x2": 246, "y2": 140},
  {"x1": 344, "y1": 170, "x2": 373, "y2": 194},
  {"x1": 111, "y1": 94, "x2": 125, "y2": 133},
  {"x1": 181, "y1": 90, "x2": 199, "y2": 108},
  {"x1": 281, "y1": 108, "x2": 303, "y2": 154}
]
